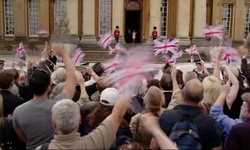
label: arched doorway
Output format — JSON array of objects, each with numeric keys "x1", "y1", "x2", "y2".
[{"x1": 125, "y1": 0, "x2": 142, "y2": 43}]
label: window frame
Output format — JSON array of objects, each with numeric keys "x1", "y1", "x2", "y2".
[
  {"x1": 54, "y1": 0, "x2": 67, "y2": 28},
  {"x1": 160, "y1": 0, "x2": 168, "y2": 37},
  {"x1": 4, "y1": 0, "x2": 14, "y2": 37},
  {"x1": 98, "y1": 0, "x2": 111, "y2": 36},
  {"x1": 28, "y1": 0, "x2": 39, "y2": 37},
  {"x1": 245, "y1": 4, "x2": 250, "y2": 37},
  {"x1": 222, "y1": 4, "x2": 233, "y2": 37}
]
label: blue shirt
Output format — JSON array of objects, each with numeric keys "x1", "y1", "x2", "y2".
[{"x1": 210, "y1": 105, "x2": 243, "y2": 136}]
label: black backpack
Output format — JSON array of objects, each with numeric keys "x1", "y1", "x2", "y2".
[{"x1": 0, "y1": 119, "x2": 19, "y2": 150}]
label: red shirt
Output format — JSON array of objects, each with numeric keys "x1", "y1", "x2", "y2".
[
  {"x1": 114, "y1": 30, "x2": 120, "y2": 37},
  {"x1": 152, "y1": 30, "x2": 157, "y2": 38}
]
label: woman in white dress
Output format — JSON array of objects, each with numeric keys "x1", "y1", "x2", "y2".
[{"x1": 132, "y1": 30, "x2": 137, "y2": 43}]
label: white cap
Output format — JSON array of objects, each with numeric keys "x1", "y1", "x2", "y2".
[{"x1": 100, "y1": 88, "x2": 119, "y2": 106}]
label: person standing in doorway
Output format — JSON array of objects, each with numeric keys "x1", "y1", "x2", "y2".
[
  {"x1": 126, "y1": 29, "x2": 132, "y2": 43},
  {"x1": 114, "y1": 26, "x2": 120, "y2": 43},
  {"x1": 152, "y1": 26, "x2": 158, "y2": 40},
  {"x1": 132, "y1": 30, "x2": 137, "y2": 43}
]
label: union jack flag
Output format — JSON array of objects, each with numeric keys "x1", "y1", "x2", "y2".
[
  {"x1": 16, "y1": 42, "x2": 27, "y2": 59},
  {"x1": 185, "y1": 45, "x2": 198, "y2": 55},
  {"x1": 153, "y1": 39, "x2": 179, "y2": 56},
  {"x1": 203, "y1": 24, "x2": 224, "y2": 40},
  {"x1": 72, "y1": 48, "x2": 85, "y2": 65},
  {"x1": 98, "y1": 33, "x2": 115, "y2": 49},
  {"x1": 108, "y1": 43, "x2": 126, "y2": 55},
  {"x1": 219, "y1": 47, "x2": 241, "y2": 67},
  {"x1": 105, "y1": 47, "x2": 156, "y2": 97}
]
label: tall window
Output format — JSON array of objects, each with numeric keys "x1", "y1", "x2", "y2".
[
  {"x1": 99, "y1": 0, "x2": 111, "y2": 36},
  {"x1": 54, "y1": 0, "x2": 67, "y2": 27},
  {"x1": 160, "y1": 0, "x2": 168, "y2": 37},
  {"x1": 4, "y1": 0, "x2": 14, "y2": 36},
  {"x1": 222, "y1": 4, "x2": 232, "y2": 36},
  {"x1": 29, "y1": 0, "x2": 39, "y2": 36},
  {"x1": 245, "y1": 5, "x2": 250, "y2": 37}
]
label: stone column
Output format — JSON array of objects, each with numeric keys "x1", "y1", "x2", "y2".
[
  {"x1": 66, "y1": 0, "x2": 78, "y2": 35},
  {"x1": 176, "y1": 0, "x2": 191, "y2": 45},
  {"x1": 0, "y1": 1, "x2": 4, "y2": 38},
  {"x1": 81, "y1": 0, "x2": 96, "y2": 43},
  {"x1": 147, "y1": 0, "x2": 161, "y2": 42},
  {"x1": 193, "y1": 0, "x2": 206, "y2": 38},
  {"x1": 233, "y1": 0, "x2": 245, "y2": 41},
  {"x1": 38, "y1": 0, "x2": 50, "y2": 34},
  {"x1": 112, "y1": 0, "x2": 124, "y2": 42},
  {"x1": 212, "y1": 0, "x2": 222, "y2": 25},
  {"x1": 13, "y1": 0, "x2": 27, "y2": 38},
  {"x1": 176, "y1": 0, "x2": 190, "y2": 38}
]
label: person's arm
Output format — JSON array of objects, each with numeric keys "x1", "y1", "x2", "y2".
[
  {"x1": 224, "y1": 66, "x2": 239, "y2": 109},
  {"x1": 105, "y1": 97, "x2": 130, "y2": 133},
  {"x1": 171, "y1": 67, "x2": 179, "y2": 93},
  {"x1": 83, "y1": 97, "x2": 130, "y2": 149},
  {"x1": 14, "y1": 129, "x2": 27, "y2": 143},
  {"x1": 210, "y1": 83, "x2": 242, "y2": 136},
  {"x1": 52, "y1": 44, "x2": 77, "y2": 99},
  {"x1": 76, "y1": 73, "x2": 90, "y2": 106},
  {"x1": 167, "y1": 68, "x2": 182, "y2": 110},
  {"x1": 87, "y1": 67, "x2": 100, "y2": 82},
  {"x1": 12, "y1": 113, "x2": 27, "y2": 143},
  {"x1": 142, "y1": 113, "x2": 177, "y2": 150},
  {"x1": 213, "y1": 49, "x2": 221, "y2": 80}
]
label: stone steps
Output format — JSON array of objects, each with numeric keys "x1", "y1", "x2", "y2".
[
  {"x1": 82, "y1": 50, "x2": 208, "y2": 63},
  {"x1": 0, "y1": 43, "x2": 208, "y2": 63}
]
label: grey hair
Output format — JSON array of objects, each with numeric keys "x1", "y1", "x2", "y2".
[
  {"x1": 51, "y1": 67, "x2": 66, "y2": 84},
  {"x1": 52, "y1": 99, "x2": 80, "y2": 135},
  {"x1": 49, "y1": 82, "x2": 65, "y2": 99}
]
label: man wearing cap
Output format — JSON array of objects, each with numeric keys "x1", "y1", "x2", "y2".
[
  {"x1": 0, "y1": 60, "x2": 5, "y2": 72},
  {"x1": 193, "y1": 60, "x2": 209, "y2": 81}
]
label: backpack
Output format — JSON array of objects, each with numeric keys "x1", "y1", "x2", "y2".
[
  {"x1": 0, "y1": 119, "x2": 19, "y2": 150},
  {"x1": 168, "y1": 110, "x2": 204, "y2": 150}
]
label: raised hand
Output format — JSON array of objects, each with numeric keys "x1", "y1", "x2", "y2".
[
  {"x1": 170, "y1": 67, "x2": 177, "y2": 78},
  {"x1": 221, "y1": 82, "x2": 231, "y2": 95},
  {"x1": 51, "y1": 44, "x2": 65, "y2": 57}
]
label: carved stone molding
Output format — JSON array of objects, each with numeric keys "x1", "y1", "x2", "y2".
[{"x1": 125, "y1": 0, "x2": 142, "y2": 11}]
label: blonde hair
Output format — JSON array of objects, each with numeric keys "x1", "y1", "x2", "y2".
[
  {"x1": 144, "y1": 86, "x2": 165, "y2": 110},
  {"x1": 202, "y1": 76, "x2": 221, "y2": 106},
  {"x1": 0, "y1": 94, "x2": 3, "y2": 126}
]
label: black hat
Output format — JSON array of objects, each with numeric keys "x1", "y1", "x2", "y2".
[
  {"x1": 0, "y1": 60, "x2": 5, "y2": 64},
  {"x1": 153, "y1": 26, "x2": 157, "y2": 29},
  {"x1": 116, "y1": 26, "x2": 119, "y2": 29},
  {"x1": 195, "y1": 60, "x2": 202, "y2": 65}
]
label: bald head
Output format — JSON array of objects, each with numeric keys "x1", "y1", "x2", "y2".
[{"x1": 182, "y1": 79, "x2": 204, "y2": 103}]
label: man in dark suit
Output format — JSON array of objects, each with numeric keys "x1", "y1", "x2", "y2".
[{"x1": 225, "y1": 93, "x2": 250, "y2": 150}]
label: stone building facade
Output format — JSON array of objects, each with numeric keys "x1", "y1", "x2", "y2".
[{"x1": 0, "y1": 0, "x2": 249, "y2": 51}]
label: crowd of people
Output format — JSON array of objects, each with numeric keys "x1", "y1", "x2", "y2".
[{"x1": 0, "y1": 43, "x2": 250, "y2": 150}]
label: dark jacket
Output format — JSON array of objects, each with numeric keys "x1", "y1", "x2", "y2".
[{"x1": 225, "y1": 120, "x2": 250, "y2": 150}]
